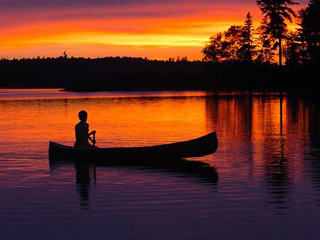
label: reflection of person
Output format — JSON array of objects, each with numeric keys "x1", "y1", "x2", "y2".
[
  {"x1": 74, "y1": 110, "x2": 96, "y2": 148},
  {"x1": 75, "y1": 161, "x2": 91, "y2": 209}
]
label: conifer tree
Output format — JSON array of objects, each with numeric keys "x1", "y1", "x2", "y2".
[
  {"x1": 257, "y1": 0, "x2": 298, "y2": 65},
  {"x1": 238, "y1": 12, "x2": 256, "y2": 63},
  {"x1": 298, "y1": 0, "x2": 320, "y2": 63}
]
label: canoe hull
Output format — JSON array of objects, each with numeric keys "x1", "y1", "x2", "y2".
[{"x1": 49, "y1": 132, "x2": 218, "y2": 162}]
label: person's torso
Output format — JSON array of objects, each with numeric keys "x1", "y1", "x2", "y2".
[{"x1": 75, "y1": 122, "x2": 89, "y2": 143}]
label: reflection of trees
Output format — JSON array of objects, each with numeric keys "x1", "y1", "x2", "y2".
[
  {"x1": 205, "y1": 93, "x2": 253, "y2": 140},
  {"x1": 307, "y1": 99, "x2": 320, "y2": 142},
  {"x1": 265, "y1": 152, "x2": 289, "y2": 207},
  {"x1": 286, "y1": 95, "x2": 320, "y2": 207},
  {"x1": 305, "y1": 99, "x2": 320, "y2": 204},
  {"x1": 205, "y1": 93, "x2": 254, "y2": 177},
  {"x1": 205, "y1": 93, "x2": 320, "y2": 209},
  {"x1": 260, "y1": 94, "x2": 292, "y2": 209},
  {"x1": 264, "y1": 131, "x2": 290, "y2": 208},
  {"x1": 205, "y1": 93, "x2": 296, "y2": 209}
]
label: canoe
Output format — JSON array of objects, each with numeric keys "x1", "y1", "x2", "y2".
[{"x1": 49, "y1": 131, "x2": 218, "y2": 162}]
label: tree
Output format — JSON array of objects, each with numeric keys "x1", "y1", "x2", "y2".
[
  {"x1": 202, "y1": 33, "x2": 228, "y2": 63},
  {"x1": 202, "y1": 26, "x2": 243, "y2": 63},
  {"x1": 180, "y1": 56, "x2": 189, "y2": 62},
  {"x1": 283, "y1": 31, "x2": 302, "y2": 65},
  {"x1": 298, "y1": 0, "x2": 320, "y2": 64},
  {"x1": 238, "y1": 12, "x2": 257, "y2": 63},
  {"x1": 257, "y1": 0, "x2": 298, "y2": 66},
  {"x1": 256, "y1": 18, "x2": 276, "y2": 64},
  {"x1": 224, "y1": 25, "x2": 243, "y2": 62},
  {"x1": 203, "y1": 13, "x2": 261, "y2": 63}
]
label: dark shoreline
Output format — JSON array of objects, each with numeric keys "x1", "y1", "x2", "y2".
[{"x1": 1, "y1": 57, "x2": 318, "y2": 98}]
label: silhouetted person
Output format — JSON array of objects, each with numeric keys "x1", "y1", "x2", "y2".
[{"x1": 74, "y1": 110, "x2": 96, "y2": 148}]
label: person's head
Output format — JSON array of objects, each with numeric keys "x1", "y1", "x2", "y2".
[{"x1": 78, "y1": 110, "x2": 88, "y2": 122}]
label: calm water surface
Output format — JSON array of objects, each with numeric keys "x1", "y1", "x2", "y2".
[{"x1": 1, "y1": 89, "x2": 320, "y2": 240}]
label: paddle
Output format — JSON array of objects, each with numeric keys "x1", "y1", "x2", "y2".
[
  {"x1": 91, "y1": 132, "x2": 96, "y2": 146},
  {"x1": 88, "y1": 130, "x2": 96, "y2": 146}
]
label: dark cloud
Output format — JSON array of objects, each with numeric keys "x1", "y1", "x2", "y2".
[
  {"x1": 0, "y1": 0, "x2": 309, "y2": 27},
  {"x1": 0, "y1": 0, "x2": 270, "y2": 11},
  {"x1": 0, "y1": 0, "x2": 309, "y2": 13},
  {"x1": 0, "y1": 1, "x2": 206, "y2": 28}
]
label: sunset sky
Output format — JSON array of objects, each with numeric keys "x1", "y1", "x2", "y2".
[{"x1": 0, "y1": 0, "x2": 309, "y2": 60}]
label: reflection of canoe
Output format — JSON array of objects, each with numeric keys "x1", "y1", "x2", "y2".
[
  {"x1": 49, "y1": 159, "x2": 219, "y2": 185},
  {"x1": 49, "y1": 132, "x2": 218, "y2": 162}
]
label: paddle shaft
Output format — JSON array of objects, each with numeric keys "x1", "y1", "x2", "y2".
[
  {"x1": 89, "y1": 132, "x2": 96, "y2": 146},
  {"x1": 92, "y1": 132, "x2": 96, "y2": 146}
]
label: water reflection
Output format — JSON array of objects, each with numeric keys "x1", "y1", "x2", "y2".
[
  {"x1": 3, "y1": 90, "x2": 320, "y2": 239},
  {"x1": 204, "y1": 93, "x2": 318, "y2": 212},
  {"x1": 263, "y1": 95, "x2": 291, "y2": 209},
  {"x1": 305, "y1": 145, "x2": 320, "y2": 206},
  {"x1": 75, "y1": 161, "x2": 96, "y2": 209},
  {"x1": 49, "y1": 159, "x2": 218, "y2": 210},
  {"x1": 303, "y1": 99, "x2": 320, "y2": 206}
]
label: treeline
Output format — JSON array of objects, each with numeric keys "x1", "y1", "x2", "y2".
[
  {"x1": 202, "y1": 0, "x2": 320, "y2": 66},
  {"x1": 0, "y1": 57, "x2": 317, "y2": 92},
  {"x1": 0, "y1": 57, "x2": 208, "y2": 91}
]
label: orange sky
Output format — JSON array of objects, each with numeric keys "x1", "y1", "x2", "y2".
[{"x1": 0, "y1": 1, "x2": 308, "y2": 60}]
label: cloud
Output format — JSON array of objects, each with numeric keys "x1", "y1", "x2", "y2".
[
  {"x1": 1, "y1": 0, "x2": 308, "y2": 22},
  {"x1": 1, "y1": 0, "x2": 309, "y2": 9},
  {"x1": 1, "y1": 0, "x2": 253, "y2": 10},
  {"x1": 0, "y1": 1, "x2": 258, "y2": 29}
]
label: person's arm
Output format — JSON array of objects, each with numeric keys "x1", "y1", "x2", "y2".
[
  {"x1": 87, "y1": 125, "x2": 96, "y2": 144},
  {"x1": 89, "y1": 130, "x2": 96, "y2": 136}
]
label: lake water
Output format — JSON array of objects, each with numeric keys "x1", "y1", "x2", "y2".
[{"x1": 1, "y1": 89, "x2": 320, "y2": 240}]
